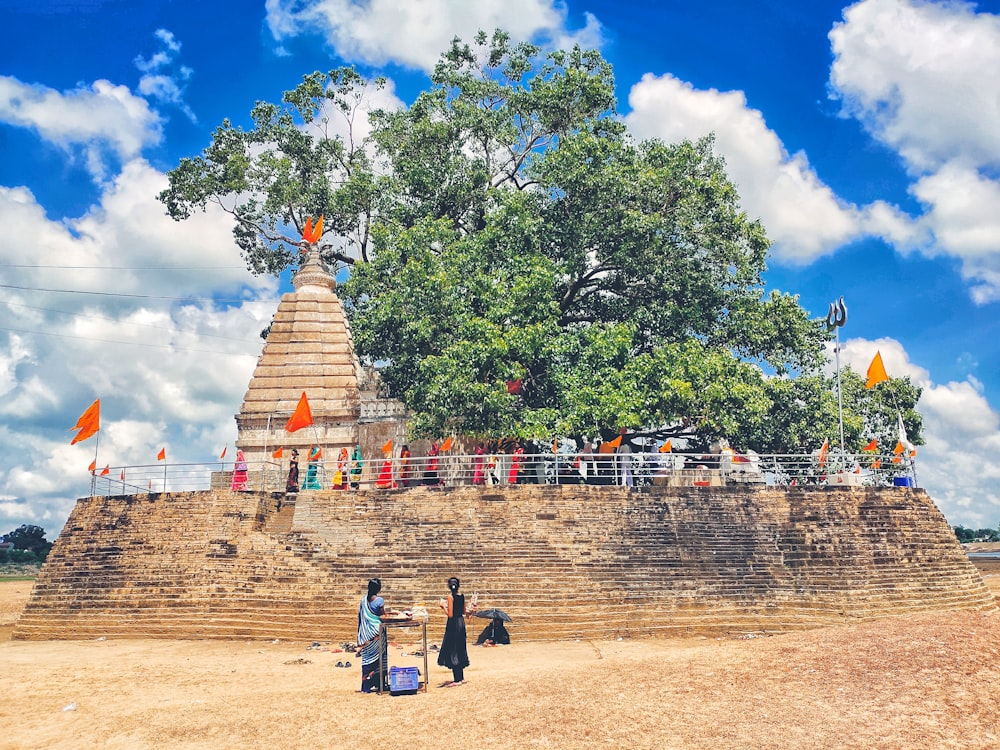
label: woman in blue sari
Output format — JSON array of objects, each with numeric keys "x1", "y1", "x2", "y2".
[{"x1": 357, "y1": 577, "x2": 388, "y2": 693}]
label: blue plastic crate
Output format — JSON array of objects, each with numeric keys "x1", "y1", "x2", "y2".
[
  {"x1": 389, "y1": 666, "x2": 420, "y2": 695},
  {"x1": 893, "y1": 476, "x2": 914, "y2": 487}
]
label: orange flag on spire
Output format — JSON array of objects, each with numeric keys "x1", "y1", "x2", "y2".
[
  {"x1": 100, "y1": 465, "x2": 110, "y2": 476},
  {"x1": 441, "y1": 437, "x2": 453, "y2": 452},
  {"x1": 818, "y1": 439, "x2": 830, "y2": 468},
  {"x1": 219, "y1": 446, "x2": 227, "y2": 460},
  {"x1": 864, "y1": 439, "x2": 877, "y2": 452},
  {"x1": 866, "y1": 351, "x2": 890, "y2": 389},
  {"x1": 313, "y1": 215, "x2": 324, "y2": 241},
  {"x1": 285, "y1": 392, "x2": 314, "y2": 433},
  {"x1": 157, "y1": 448, "x2": 166, "y2": 461},
  {"x1": 88, "y1": 459, "x2": 97, "y2": 473},
  {"x1": 70, "y1": 398, "x2": 100, "y2": 445},
  {"x1": 302, "y1": 216, "x2": 314, "y2": 242}
]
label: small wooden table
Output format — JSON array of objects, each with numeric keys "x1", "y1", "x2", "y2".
[{"x1": 376, "y1": 618, "x2": 429, "y2": 694}]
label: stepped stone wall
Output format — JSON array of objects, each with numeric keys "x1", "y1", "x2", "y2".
[{"x1": 14, "y1": 485, "x2": 995, "y2": 642}]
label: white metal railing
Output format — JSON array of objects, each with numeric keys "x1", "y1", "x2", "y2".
[{"x1": 88, "y1": 451, "x2": 916, "y2": 497}]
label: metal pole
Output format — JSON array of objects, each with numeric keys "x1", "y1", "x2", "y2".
[
  {"x1": 836, "y1": 326, "x2": 844, "y2": 451},
  {"x1": 825, "y1": 297, "x2": 848, "y2": 452}
]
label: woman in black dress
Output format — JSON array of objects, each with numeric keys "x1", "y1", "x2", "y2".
[
  {"x1": 437, "y1": 577, "x2": 474, "y2": 686},
  {"x1": 285, "y1": 449, "x2": 300, "y2": 493}
]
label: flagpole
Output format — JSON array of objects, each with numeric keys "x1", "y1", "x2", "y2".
[
  {"x1": 91, "y1": 433, "x2": 100, "y2": 497},
  {"x1": 825, "y1": 297, "x2": 847, "y2": 451}
]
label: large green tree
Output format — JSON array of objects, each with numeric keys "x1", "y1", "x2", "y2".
[{"x1": 159, "y1": 31, "x2": 921, "y2": 452}]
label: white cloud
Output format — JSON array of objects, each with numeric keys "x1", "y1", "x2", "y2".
[
  {"x1": 0, "y1": 160, "x2": 280, "y2": 535},
  {"x1": 829, "y1": 0, "x2": 1000, "y2": 174},
  {"x1": 0, "y1": 76, "x2": 162, "y2": 180},
  {"x1": 829, "y1": 0, "x2": 1000, "y2": 300},
  {"x1": 134, "y1": 28, "x2": 197, "y2": 123},
  {"x1": 834, "y1": 337, "x2": 1000, "y2": 529},
  {"x1": 265, "y1": 0, "x2": 602, "y2": 71},
  {"x1": 623, "y1": 73, "x2": 912, "y2": 263}
]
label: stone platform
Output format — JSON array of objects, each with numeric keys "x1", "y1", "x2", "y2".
[{"x1": 13, "y1": 485, "x2": 995, "y2": 642}]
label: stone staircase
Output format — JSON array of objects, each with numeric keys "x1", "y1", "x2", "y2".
[{"x1": 13, "y1": 485, "x2": 995, "y2": 643}]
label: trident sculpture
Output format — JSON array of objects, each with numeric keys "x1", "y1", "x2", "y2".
[{"x1": 826, "y1": 297, "x2": 848, "y2": 451}]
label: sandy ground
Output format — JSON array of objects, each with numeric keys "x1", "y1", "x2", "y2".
[{"x1": 1, "y1": 566, "x2": 999, "y2": 750}]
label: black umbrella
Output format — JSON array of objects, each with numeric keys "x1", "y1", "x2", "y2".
[{"x1": 474, "y1": 608, "x2": 513, "y2": 623}]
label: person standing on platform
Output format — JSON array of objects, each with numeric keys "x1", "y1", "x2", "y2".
[
  {"x1": 424, "y1": 441, "x2": 441, "y2": 485},
  {"x1": 508, "y1": 445, "x2": 524, "y2": 484},
  {"x1": 472, "y1": 442, "x2": 486, "y2": 485},
  {"x1": 437, "y1": 577, "x2": 475, "y2": 686},
  {"x1": 285, "y1": 449, "x2": 299, "y2": 493},
  {"x1": 334, "y1": 447, "x2": 349, "y2": 490},
  {"x1": 349, "y1": 444, "x2": 364, "y2": 489},
  {"x1": 231, "y1": 449, "x2": 249, "y2": 491},
  {"x1": 304, "y1": 446, "x2": 322, "y2": 489},
  {"x1": 357, "y1": 577, "x2": 388, "y2": 693},
  {"x1": 376, "y1": 441, "x2": 394, "y2": 489},
  {"x1": 400, "y1": 444, "x2": 413, "y2": 487}
]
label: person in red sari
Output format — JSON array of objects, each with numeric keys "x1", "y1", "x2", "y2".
[
  {"x1": 376, "y1": 441, "x2": 395, "y2": 489},
  {"x1": 472, "y1": 442, "x2": 486, "y2": 485},
  {"x1": 508, "y1": 445, "x2": 524, "y2": 484}
]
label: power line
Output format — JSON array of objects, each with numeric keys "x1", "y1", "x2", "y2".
[
  {"x1": 0, "y1": 264, "x2": 247, "y2": 270},
  {"x1": 4, "y1": 301, "x2": 265, "y2": 345},
  {"x1": 0, "y1": 281, "x2": 278, "y2": 304},
  {"x1": 0, "y1": 325, "x2": 262, "y2": 356}
]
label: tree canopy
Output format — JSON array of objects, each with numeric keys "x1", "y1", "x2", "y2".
[{"x1": 159, "y1": 30, "x2": 922, "y2": 453}]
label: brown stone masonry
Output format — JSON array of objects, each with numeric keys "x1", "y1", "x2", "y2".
[{"x1": 13, "y1": 485, "x2": 994, "y2": 642}]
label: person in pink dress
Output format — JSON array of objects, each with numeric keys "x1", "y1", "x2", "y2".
[{"x1": 472, "y1": 442, "x2": 486, "y2": 485}]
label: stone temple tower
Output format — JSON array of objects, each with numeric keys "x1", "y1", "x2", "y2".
[{"x1": 234, "y1": 247, "x2": 364, "y2": 475}]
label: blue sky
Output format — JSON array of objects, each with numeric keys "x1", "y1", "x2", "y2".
[{"x1": 2, "y1": 0, "x2": 1000, "y2": 534}]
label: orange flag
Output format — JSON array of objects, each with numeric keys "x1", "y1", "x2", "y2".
[
  {"x1": 818, "y1": 439, "x2": 829, "y2": 468},
  {"x1": 302, "y1": 216, "x2": 314, "y2": 242},
  {"x1": 100, "y1": 465, "x2": 110, "y2": 476},
  {"x1": 382, "y1": 439, "x2": 393, "y2": 454},
  {"x1": 909, "y1": 448, "x2": 917, "y2": 457},
  {"x1": 272, "y1": 447, "x2": 284, "y2": 459},
  {"x1": 864, "y1": 439, "x2": 877, "y2": 452},
  {"x1": 88, "y1": 459, "x2": 96, "y2": 473},
  {"x1": 285, "y1": 392, "x2": 313, "y2": 433},
  {"x1": 157, "y1": 448, "x2": 166, "y2": 461},
  {"x1": 441, "y1": 437, "x2": 453, "y2": 452},
  {"x1": 659, "y1": 440, "x2": 672, "y2": 453},
  {"x1": 70, "y1": 398, "x2": 101, "y2": 445},
  {"x1": 866, "y1": 351, "x2": 889, "y2": 389},
  {"x1": 313, "y1": 215, "x2": 324, "y2": 241},
  {"x1": 893, "y1": 441, "x2": 904, "y2": 455},
  {"x1": 892, "y1": 456, "x2": 902, "y2": 464},
  {"x1": 120, "y1": 469, "x2": 125, "y2": 481},
  {"x1": 872, "y1": 459, "x2": 882, "y2": 469},
  {"x1": 607, "y1": 435, "x2": 622, "y2": 449},
  {"x1": 219, "y1": 446, "x2": 227, "y2": 459}
]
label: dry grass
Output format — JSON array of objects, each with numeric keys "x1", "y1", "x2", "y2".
[{"x1": 1, "y1": 570, "x2": 998, "y2": 750}]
